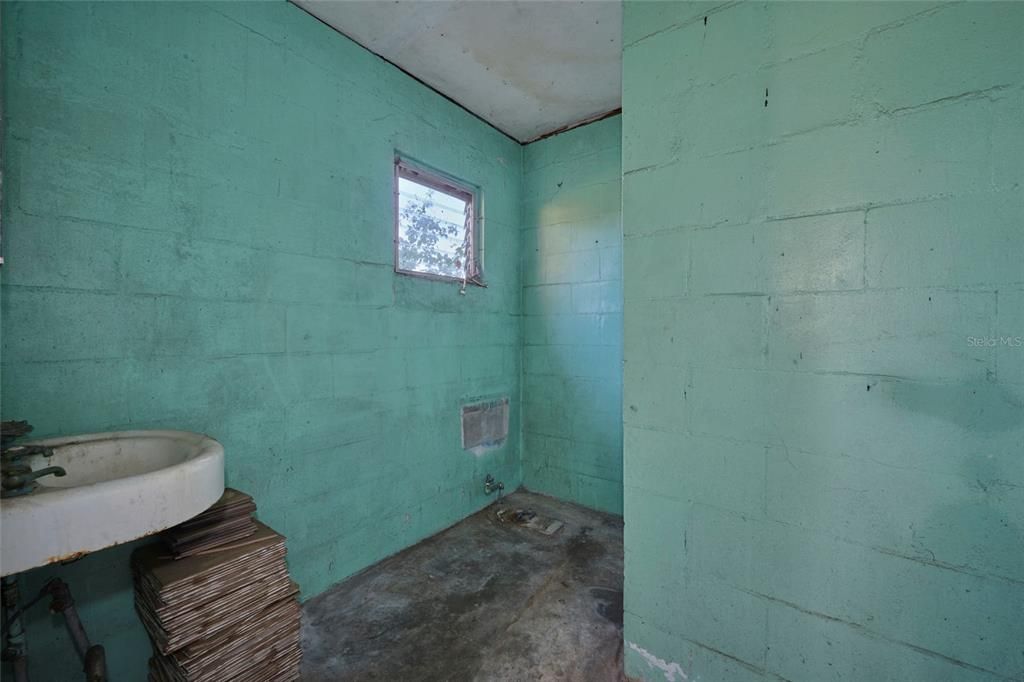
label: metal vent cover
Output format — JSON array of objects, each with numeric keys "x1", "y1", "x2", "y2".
[{"x1": 461, "y1": 397, "x2": 509, "y2": 451}]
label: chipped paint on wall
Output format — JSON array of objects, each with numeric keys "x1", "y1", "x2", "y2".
[{"x1": 628, "y1": 641, "x2": 689, "y2": 682}]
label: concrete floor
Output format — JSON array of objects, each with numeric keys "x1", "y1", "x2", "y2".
[{"x1": 300, "y1": 490, "x2": 625, "y2": 681}]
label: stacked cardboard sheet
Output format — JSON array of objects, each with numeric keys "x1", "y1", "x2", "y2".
[
  {"x1": 162, "y1": 488, "x2": 258, "y2": 558},
  {"x1": 131, "y1": 490, "x2": 301, "y2": 681}
]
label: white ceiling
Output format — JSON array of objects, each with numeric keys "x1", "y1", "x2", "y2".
[{"x1": 294, "y1": 0, "x2": 622, "y2": 143}]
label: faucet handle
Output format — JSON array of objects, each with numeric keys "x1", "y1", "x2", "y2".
[
  {"x1": 1, "y1": 420, "x2": 33, "y2": 450},
  {"x1": 2, "y1": 444, "x2": 54, "y2": 461},
  {"x1": 1, "y1": 421, "x2": 54, "y2": 462},
  {"x1": 483, "y1": 474, "x2": 503, "y2": 496}
]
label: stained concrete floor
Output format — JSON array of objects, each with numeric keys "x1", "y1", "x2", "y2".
[{"x1": 300, "y1": 490, "x2": 625, "y2": 681}]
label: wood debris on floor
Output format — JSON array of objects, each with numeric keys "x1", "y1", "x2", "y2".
[
  {"x1": 495, "y1": 505, "x2": 564, "y2": 535},
  {"x1": 131, "y1": 489, "x2": 302, "y2": 681}
]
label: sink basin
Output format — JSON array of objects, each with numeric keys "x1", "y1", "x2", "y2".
[{"x1": 1, "y1": 430, "x2": 224, "y2": 576}]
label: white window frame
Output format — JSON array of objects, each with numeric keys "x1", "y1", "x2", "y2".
[{"x1": 393, "y1": 156, "x2": 483, "y2": 286}]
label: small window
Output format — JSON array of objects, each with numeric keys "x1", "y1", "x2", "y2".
[{"x1": 394, "y1": 157, "x2": 481, "y2": 284}]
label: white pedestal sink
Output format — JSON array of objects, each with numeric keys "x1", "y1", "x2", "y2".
[{"x1": 1, "y1": 430, "x2": 224, "y2": 576}]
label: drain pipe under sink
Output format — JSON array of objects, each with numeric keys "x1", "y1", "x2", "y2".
[{"x1": 0, "y1": 576, "x2": 107, "y2": 682}]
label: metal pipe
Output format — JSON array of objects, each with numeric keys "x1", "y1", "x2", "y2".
[
  {"x1": 42, "y1": 579, "x2": 106, "y2": 681},
  {"x1": 43, "y1": 579, "x2": 89, "y2": 659},
  {"x1": 484, "y1": 473, "x2": 504, "y2": 496},
  {"x1": 2, "y1": 575, "x2": 30, "y2": 682},
  {"x1": 84, "y1": 645, "x2": 106, "y2": 682}
]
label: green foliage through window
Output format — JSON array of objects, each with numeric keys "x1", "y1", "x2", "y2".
[{"x1": 395, "y1": 163, "x2": 477, "y2": 281}]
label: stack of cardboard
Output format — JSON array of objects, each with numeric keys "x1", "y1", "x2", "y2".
[
  {"x1": 131, "y1": 490, "x2": 301, "y2": 681},
  {"x1": 162, "y1": 489, "x2": 257, "y2": 559}
]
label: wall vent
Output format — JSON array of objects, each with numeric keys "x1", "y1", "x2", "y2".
[{"x1": 461, "y1": 397, "x2": 509, "y2": 451}]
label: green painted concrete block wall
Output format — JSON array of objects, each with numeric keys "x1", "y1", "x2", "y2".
[
  {"x1": 521, "y1": 116, "x2": 623, "y2": 515},
  {"x1": 622, "y1": 2, "x2": 1024, "y2": 681},
  {"x1": 0, "y1": 2, "x2": 522, "y2": 678}
]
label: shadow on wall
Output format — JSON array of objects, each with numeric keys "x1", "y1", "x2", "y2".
[{"x1": 891, "y1": 380, "x2": 1023, "y2": 581}]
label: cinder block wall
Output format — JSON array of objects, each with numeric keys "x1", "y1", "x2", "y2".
[
  {"x1": 521, "y1": 116, "x2": 623, "y2": 515},
  {"x1": 622, "y1": 2, "x2": 1024, "y2": 680},
  {"x1": 0, "y1": 2, "x2": 522, "y2": 679}
]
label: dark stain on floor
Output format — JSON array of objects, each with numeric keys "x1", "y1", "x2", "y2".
[
  {"x1": 300, "y1": 490, "x2": 625, "y2": 681},
  {"x1": 590, "y1": 588, "x2": 624, "y2": 627}
]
